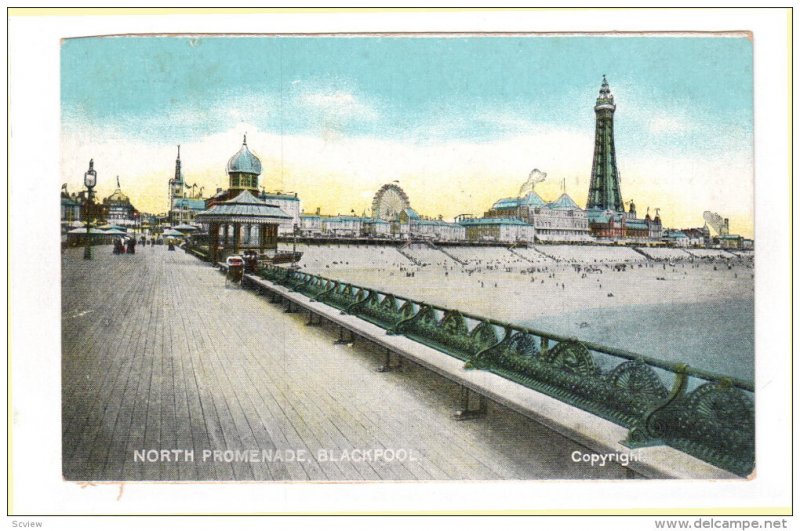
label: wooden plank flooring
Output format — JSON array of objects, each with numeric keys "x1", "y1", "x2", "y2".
[{"x1": 61, "y1": 245, "x2": 629, "y2": 481}]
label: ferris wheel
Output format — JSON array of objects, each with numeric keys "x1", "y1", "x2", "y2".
[{"x1": 371, "y1": 183, "x2": 411, "y2": 221}]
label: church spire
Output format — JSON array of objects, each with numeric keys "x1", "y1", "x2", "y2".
[{"x1": 174, "y1": 145, "x2": 182, "y2": 182}]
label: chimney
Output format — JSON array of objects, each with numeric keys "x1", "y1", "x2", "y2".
[{"x1": 316, "y1": 207, "x2": 320, "y2": 215}]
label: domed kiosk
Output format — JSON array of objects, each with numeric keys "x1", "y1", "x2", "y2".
[
  {"x1": 226, "y1": 134, "x2": 263, "y2": 196},
  {"x1": 196, "y1": 136, "x2": 292, "y2": 263}
]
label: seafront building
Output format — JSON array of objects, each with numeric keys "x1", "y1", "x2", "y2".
[
  {"x1": 456, "y1": 216, "x2": 536, "y2": 244},
  {"x1": 259, "y1": 191, "x2": 301, "y2": 235},
  {"x1": 299, "y1": 211, "x2": 323, "y2": 236},
  {"x1": 102, "y1": 176, "x2": 139, "y2": 225},
  {"x1": 395, "y1": 208, "x2": 465, "y2": 241},
  {"x1": 482, "y1": 190, "x2": 591, "y2": 242},
  {"x1": 322, "y1": 214, "x2": 363, "y2": 237},
  {"x1": 361, "y1": 216, "x2": 392, "y2": 237},
  {"x1": 60, "y1": 185, "x2": 82, "y2": 223}
]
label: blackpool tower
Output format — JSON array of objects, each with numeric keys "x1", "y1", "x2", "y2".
[{"x1": 586, "y1": 76, "x2": 624, "y2": 212}]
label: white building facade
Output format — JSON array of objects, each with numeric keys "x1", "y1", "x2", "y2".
[
  {"x1": 458, "y1": 218, "x2": 536, "y2": 244},
  {"x1": 261, "y1": 192, "x2": 301, "y2": 235}
]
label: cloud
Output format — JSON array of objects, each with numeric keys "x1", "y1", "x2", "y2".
[{"x1": 297, "y1": 89, "x2": 379, "y2": 123}]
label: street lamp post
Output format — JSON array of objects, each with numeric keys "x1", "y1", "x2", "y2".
[{"x1": 83, "y1": 159, "x2": 97, "y2": 260}]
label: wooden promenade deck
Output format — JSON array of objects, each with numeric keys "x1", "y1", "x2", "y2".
[{"x1": 62, "y1": 245, "x2": 631, "y2": 481}]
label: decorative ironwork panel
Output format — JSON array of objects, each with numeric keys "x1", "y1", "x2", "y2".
[{"x1": 649, "y1": 381, "x2": 755, "y2": 476}]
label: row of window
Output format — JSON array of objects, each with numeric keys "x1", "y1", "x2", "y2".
[{"x1": 230, "y1": 173, "x2": 258, "y2": 189}]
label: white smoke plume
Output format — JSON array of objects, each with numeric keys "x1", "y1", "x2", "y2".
[
  {"x1": 702, "y1": 211, "x2": 725, "y2": 235},
  {"x1": 518, "y1": 168, "x2": 547, "y2": 197}
]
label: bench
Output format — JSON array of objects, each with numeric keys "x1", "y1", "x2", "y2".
[{"x1": 244, "y1": 273, "x2": 737, "y2": 480}]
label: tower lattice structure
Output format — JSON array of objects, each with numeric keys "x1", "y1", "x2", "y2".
[{"x1": 586, "y1": 76, "x2": 624, "y2": 212}]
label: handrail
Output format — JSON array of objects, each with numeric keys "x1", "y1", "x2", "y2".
[
  {"x1": 260, "y1": 265, "x2": 752, "y2": 391},
  {"x1": 255, "y1": 264, "x2": 755, "y2": 476}
]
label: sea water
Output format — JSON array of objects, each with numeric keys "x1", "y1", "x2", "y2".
[{"x1": 521, "y1": 298, "x2": 754, "y2": 381}]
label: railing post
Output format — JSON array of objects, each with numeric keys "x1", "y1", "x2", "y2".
[{"x1": 453, "y1": 385, "x2": 487, "y2": 421}]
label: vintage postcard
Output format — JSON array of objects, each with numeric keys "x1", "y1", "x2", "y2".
[
  {"x1": 59, "y1": 31, "x2": 755, "y2": 483},
  {"x1": 7, "y1": 6, "x2": 793, "y2": 522}
]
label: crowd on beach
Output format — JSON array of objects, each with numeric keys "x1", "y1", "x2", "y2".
[
  {"x1": 280, "y1": 242, "x2": 754, "y2": 309},
  {"x1": 287, "y1": 242, "x2": 751, "y2": 274}
]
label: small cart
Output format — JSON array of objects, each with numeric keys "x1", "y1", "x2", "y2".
[{"x1": 225, "y1": 256, "x2": 244, "y2": 288}]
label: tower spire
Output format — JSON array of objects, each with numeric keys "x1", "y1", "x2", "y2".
[
  {"x1": 174, "y1": 145, "x2": 182, "y2": 181},
  {"x1": 586, "y1": 75, "x2": 623, "y2": 212},
  {"x1": 243, "y1": 132, "x2": 247, "y2": 145}
]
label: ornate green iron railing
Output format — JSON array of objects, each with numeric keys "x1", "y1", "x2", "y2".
[{"x1": 252, "y1": 265, "x2": 755, "y2": 477}]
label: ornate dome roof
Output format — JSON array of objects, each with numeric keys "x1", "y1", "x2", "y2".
[
  {"x1": 226, "y1": 135, "x2": 262, "y2": 175},
  {"x1": 107, "y1": 189, "x2": 129, "y2": 202}
]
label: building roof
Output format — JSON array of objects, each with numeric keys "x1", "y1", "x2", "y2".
[
  {"x1": 546, "y1": 193, "x2": 580, "y2": 210},
  {"x1": 226, "y1": 135, "x2": 262, "y2": 175},
  {"x1": 196, "y1": 190, "x2": 291, "y2": 223},
  {"x1": 522, "y1": 191, "x2": 546, "y2": 207},
  {"x1": 401, "y1": 207, "x2": 420, "y2": 220},
  {"x1": 415, "y1": 219, "x2": 462, "y2": 227},
  {"x1": 624, "y1": 219, "x2": 650, "y2": 229},
  {"x1": 587, "y1": 209, "x2": 622, "y2": 223},
  {"x1": 261, "y1": 192, "x2": 300, "y2": 202},
  {"x1": 61, "y1": 196, "x2": 80, "y2": 207},
  {"x1": 682, "y1": 228, "x2": 706, "y2": 238},
  {"x1": 458, "y1": 218, "x2": 533, "y2": 227},
  {"x1": 173, "y1": 198, "x2": 207, "y2": 210},
  {"x1": 324, "y1": 215, "x2": 362, "y2": 223},
  {"x1": 491, "y1": 191, "x2": 546, "y2": 211},
  {"x1": 491, "y1": 197, "x2": 520, "y2": 210},
  {"x1": 106, "y1": 188, "x2": 130, "y2": 203}
]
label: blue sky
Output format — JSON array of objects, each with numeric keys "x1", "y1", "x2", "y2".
[
  {"x1": 60, "y1": 35, "x2": 754, "y2": 234},
  {"x1": 62, "y1": 36, "x2": 752, "y2": 145}
]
